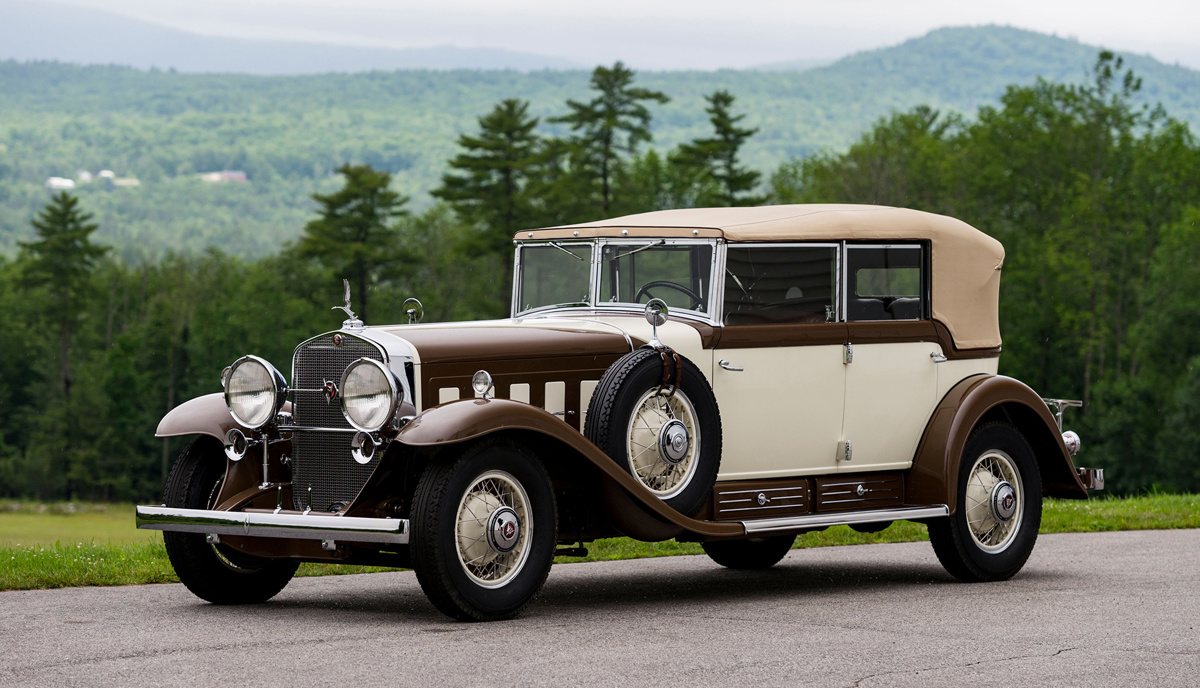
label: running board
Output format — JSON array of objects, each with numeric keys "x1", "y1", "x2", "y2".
[
  {"x1": 741, "y1": 505, "x2": 949, "y2": 535},
  {"x1": 135, "y1": 505, "x2": 409, "y2": 544}
]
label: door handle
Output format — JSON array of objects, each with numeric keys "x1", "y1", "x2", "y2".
[
  {"x1": 718, "y1": 359, "x2": 744, "y2": 372},
  {"x1": 930, "y1": 351, "x2": 948, "y2": 363}
]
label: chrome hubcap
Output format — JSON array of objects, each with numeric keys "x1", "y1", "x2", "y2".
[
  {"x1": 991, "y1": 481, "x2": 1017, "y2": 521},
  {"x1": 658, "y1": 419, "x2": 690, "y2": 465},
  {"x1": 487, "y1": 506, "x2": 521, "y2": 554}
]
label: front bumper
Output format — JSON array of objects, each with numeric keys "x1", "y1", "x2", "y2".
[
  {"x1": 135, "y1": 505, "x2": 409, "y2": 545},
  {"x1": 1077, "y1": 467, "x2": 1104, "y2": 491}
]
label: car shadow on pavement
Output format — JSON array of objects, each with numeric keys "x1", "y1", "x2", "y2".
[{"x1": 180, "y1": 551, "x2": 1065, "y2": 625}]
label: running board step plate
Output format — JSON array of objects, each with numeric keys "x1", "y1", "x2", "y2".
[{"x1": 741, "y1": 505, "x2": 949, "y2": 535}]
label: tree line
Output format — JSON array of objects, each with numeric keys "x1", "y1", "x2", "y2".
[{"x1": 1, "y1": 54, "x2": 1198, "y2": 501}]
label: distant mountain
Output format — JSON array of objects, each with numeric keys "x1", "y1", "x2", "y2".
[
  {"x1": 0, "y1": 0, "x2": 577, "y2": 73},
  {"x1": 1, "y1": 24, "x2": 1197, "y2": 257}
]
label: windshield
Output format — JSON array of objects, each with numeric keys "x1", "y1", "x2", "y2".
[
  {"x1": 600, "y1": 242, "x2": 713, "y2": 313},
  {"x1": 517, "y1": 243, "x2": 593, "y2": 312}
]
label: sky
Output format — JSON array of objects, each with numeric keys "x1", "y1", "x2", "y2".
[{"x1": 42, "y1": 0, "x2": 1200, "y2": 70}]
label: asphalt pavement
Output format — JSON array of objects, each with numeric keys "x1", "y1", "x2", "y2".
[{"x1": 2, "y1": 529, "x2": 1198, "y2": 687}]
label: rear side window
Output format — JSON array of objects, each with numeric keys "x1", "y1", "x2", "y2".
[
  {"x1": 845, "y1": 246, "x2": 924, "y2": 321},
  {"x1": 723, "y1": 246, "x2": 837, "y2": 325}
]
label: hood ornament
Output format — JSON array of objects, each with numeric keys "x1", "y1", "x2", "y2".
[{"x1": 333, "y1": 279, "x2": 364, "y2": 330}]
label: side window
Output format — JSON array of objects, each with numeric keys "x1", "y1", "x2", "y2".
[
  {"x1": 722, "y1": 246, "x2": 837, "y2": 325},
  {"x1": 845, "y1": 245, "x2": 924, "y2": 321}
]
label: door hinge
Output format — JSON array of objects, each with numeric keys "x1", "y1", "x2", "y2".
[
  {"x1": 837, "y1": 440, "x2": 853, "y2": 462},
  {"x1": 843, "y1": 342, "x2": 853, "y2": 365}
]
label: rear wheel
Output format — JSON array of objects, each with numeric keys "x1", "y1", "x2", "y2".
[
  {"x1": 163, "y1": 438, "x2": 298, "y2": 604},
  {"x1": 928, "y1": 423, "x2": 1042, "y2": 582},
  {"x1": 702, "y1": 535, "x2": 795, "y2": 570},
  {"x1": 410, "y1": 440, "x2": 557, "y2": 621}
]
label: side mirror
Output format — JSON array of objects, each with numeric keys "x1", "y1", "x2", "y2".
[
  {"x1": 402, "y1": 298, "x2": 424, "y2": 324},
  {"x1": 645, "y1": 298, "x2": 668, "y2": 347}
]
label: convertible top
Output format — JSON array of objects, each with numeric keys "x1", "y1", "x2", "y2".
[{"x1": 516, "y1": 205, "x2": 1005, "y2": 350}]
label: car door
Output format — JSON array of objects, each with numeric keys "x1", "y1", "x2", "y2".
[
  {"x1": 838, "y1": 244, "x2": 940, "y2": 472},
  {"x1": 712, "y1": 244, "x2": 847, "y2": 481}
]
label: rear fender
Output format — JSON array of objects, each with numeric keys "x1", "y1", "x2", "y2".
[
  {"x1": 395, "y1": 398, "x2": 742, "y2": 541},
  {"x1": 908, "y1": 375, "x2": 1089, "y2": 513}
]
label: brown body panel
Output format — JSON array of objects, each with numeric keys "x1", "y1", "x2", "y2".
[
  {"x1": 815, "y1": 473, "x2": 905, "y2": 511},
  {"x1": 155, "y1": 393, "x2": 288, "y2": 440},
  {"x1": 396, "y1": 398, "x2": 744, "y2": 540},
  {"x1": 392, "y1": 324, "x2": 631, "y2": 364},
  {"x1": 907, "y1": 374, "x2": 1088, "y2": 513},
  {"x1": 711, "y1": 478, "x2": 812, "y2": 521}
]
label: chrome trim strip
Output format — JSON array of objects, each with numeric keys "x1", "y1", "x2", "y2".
[
  {"x1": 277, "y1": 425, "x2": 358, "y2": 433},
  {"x1": 135, "y1": 506, "x2": 409, "y2": 544},
  {"x1": 741, "y1": 505, "x2": 949, "y2": 534}
]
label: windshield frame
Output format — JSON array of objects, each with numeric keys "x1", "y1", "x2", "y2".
[{"x1": 512, "y1": 237, "x2": 722, "y2": 324}]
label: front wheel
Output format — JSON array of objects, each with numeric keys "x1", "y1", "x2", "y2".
[
  {"x1": 410, "y1": 439, "x2": 557, "y2": 621},
  {"x1": 928, "y1": 422, "x2": 1042, "y2": 582},
  {"x1": 163, "y1": 438, "x2": 299, "y2": 604}
]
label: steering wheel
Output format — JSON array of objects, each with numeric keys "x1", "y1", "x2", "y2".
[{"x1": 634, "y1": 280, "x2": 705, "y2": 310}]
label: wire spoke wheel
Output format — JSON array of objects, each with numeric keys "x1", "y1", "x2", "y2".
[
  {"x1": 963, "y1": 450, "x2": 1022, "y2": 552},
  {"x1": 454, "y1": 471, "x2": 532, "y2": 588},
  {"x1": 625, "y1": 389, "x2": 700, "y2": 498}
]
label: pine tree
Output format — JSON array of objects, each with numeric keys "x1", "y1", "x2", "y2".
[
  {"x1": 293, "y1": 163, "x2": 409, "y2": 321},
  {"x1": 552, "y1": 62, "x2": 669, "y2": 214},
  {"x1": 677, "y1": 90, "x2": 764, "y2": 206},
  {"x1": 433, "y1": 99, "x2": 542, "y2": 256},
  {"x1": 20, "y1": 192, "x2": 109, "y2": 400}
]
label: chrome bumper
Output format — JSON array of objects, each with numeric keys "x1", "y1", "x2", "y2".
[
  {"x1": 135, "y1": 505, "x2": 409, "y2": 545},
  {"x1": 1077, "y1": 467, "x2": 1105, "y2": 491}
]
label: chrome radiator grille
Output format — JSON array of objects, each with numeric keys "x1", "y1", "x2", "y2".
[{"x1": 290, "y1": 333, "x2": 385, "y2": 512}]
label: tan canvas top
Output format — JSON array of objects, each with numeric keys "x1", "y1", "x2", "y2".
[{"x1": 516, "y1": 205, "x2": 1005, "y2": 350}]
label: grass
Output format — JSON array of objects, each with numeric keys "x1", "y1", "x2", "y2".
[{"x1": 1, "y1": 494, "x2": 1197, "y2": 592}]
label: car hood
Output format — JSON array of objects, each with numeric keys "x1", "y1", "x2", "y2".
[{"x1": 373, "y1": 318, "x2": 636, "y2": 365}]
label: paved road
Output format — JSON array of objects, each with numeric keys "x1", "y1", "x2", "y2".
[{"x1": 3, "y1": 530, "x2": 1198, "y2": 687}]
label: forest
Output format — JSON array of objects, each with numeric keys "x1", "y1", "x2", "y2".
[{"x1": 0, "y1": 50, "x2": 1198, "y2": 502}]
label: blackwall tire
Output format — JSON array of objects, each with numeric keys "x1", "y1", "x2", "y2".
[
  {"x1": 162, "y1": 437, "x2": 299, "y2": 605},
  {"x1": 410, "y1": 439, "x2": 557, "y2": 622},
  {"x1": 584, "y1": 348, "x2": 721, "y2": 516},
  {"x1": 928, "y1": 422, "x2": 1042, "y2": 582},
  {"x1": 702, "y1": 535, "x2": 795, "y2": 570}
]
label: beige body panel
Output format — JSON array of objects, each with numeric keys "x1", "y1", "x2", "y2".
[
  {"x1": 937, "y1": 357, "x2": 999, "y2": 400},
  {"x1": 840, "y1": 342, "x2": 939, "y2": 472},
  {"x1": 713, "y1": 345, "x2": 846, "y2": 481}
]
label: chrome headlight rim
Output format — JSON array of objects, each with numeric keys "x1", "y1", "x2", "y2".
[
  {"x1": 223, "y1": 354, "x2": 288, "y2": 429},
  {"x1": 339, "y1": 358, "x2": 402, "y2": 433}
]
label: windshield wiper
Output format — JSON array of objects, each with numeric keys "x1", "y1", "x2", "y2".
[
  {"x1": 609, "y1": 240, "x2": 665, "y2": 261},
  {"x1": 549, "y1": 242, "x2": 586, "y2": 261}
]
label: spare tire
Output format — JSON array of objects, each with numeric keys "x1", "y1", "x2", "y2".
[{"x1": 584, "y1": 347, "x2": 721, "y2": 516}]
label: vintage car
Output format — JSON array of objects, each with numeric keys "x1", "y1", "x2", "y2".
[{"x1": 137, "y1": 204, "x2": 1103, "y2": 621}]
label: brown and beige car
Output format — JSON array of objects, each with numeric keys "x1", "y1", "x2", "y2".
[{"x1": 137, "y1": 204, "x2": 1103, "y2": 621}]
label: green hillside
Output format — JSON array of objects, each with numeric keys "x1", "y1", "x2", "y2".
[{"x1": 2, "y1": 25, "x2": 1197, "y2": 257}]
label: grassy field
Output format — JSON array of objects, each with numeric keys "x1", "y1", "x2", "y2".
[{"x1": 2, "y1": 494, "x2": 1197, "y2": 592}]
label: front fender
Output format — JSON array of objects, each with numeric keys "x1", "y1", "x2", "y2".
[
  {"x1": 156, "y1": 393, "x2": 293, "y2": 441},
  {"x1": 396, "y1": 398, "x2": 742, "y2": 540},
  {"x1": 156, "y1": 393, "x2": 246, "y2": 440},
  {"x1": 908, "y1": 375, "x2": 1089, "y2": 513}
]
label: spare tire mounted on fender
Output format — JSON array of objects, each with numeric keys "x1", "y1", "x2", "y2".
[{"x1": 584, "y1": 346, "x2": 722, "y2": 516}]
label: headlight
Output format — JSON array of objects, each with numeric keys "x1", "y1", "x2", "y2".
[
  {"x1": 224, "y1": 355, "x2": 287, "y2": 429},
  {"x1": 340, "y1": 358, "x2": 402, "y2": 432}
]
